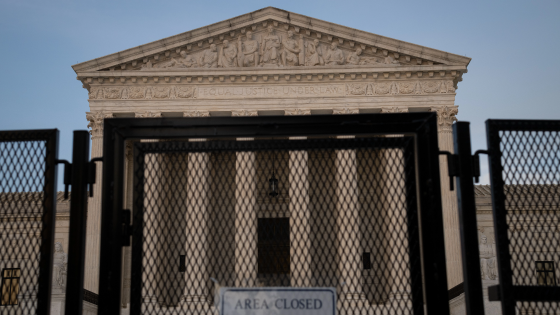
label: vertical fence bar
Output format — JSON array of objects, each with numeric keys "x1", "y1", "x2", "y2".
[
  {"x1": 485, "y1": 120, "x2": 515, "y2": 315},
  {"x1": 64, "y1": 131, "x2": 91, "y2": 315},
  {"x1": 453, "y1": 122, "x2": 485, "y2": 315},
  {"x1": 403, "y1": 138, "x2": 424, "y2": 315},
  {"x1": 416, "y1": 114, "x2": 450, "y2": 315},
  {"x1": 37, "y1": 130, "x2": 59, "y2": 315},
  {"x1": 130, "y1": 143, "x2": 145, "y2": 315},
  {"x1": 98, "y1": 123, "x2": 125, "y2": 315}
]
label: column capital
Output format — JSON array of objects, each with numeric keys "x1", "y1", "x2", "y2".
[
  {"x1": 86, "y1": 111, "x2": 114, "y2": 139},
  {"x1": 135, "y1": 111, "x2": 162, "y2": 118},
  {"x1": 183, "y1": 110, "x2": 210, "y2": 117},
  {"x1": 381, "y1": 107, "x2": 408, "y2": 113},
  {"x1": 431, "y1": 106, "x2": 458, "y2": 133},
  {"x1": 285, "y1": 109, "x2": 311, "y2": 116},
  {"x1": 333, "y1": 108, "x2": 359, "y2": 115},
  {"x1": 232, "y1": 110, "x2": 258, "y2": 117}
]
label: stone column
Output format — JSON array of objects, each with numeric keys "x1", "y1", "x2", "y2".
[
  {"x1": 85, "y1": 111, "x2": 114, "y2": 293},
  {"x1": 185, "y1": 138, "x2": 209, "y2": 302},
  {"x1": 285, "y1": 109, "x2": 311, "y2": 287},
  {"x1": 234, "y1": 110, "x2": 258, "y2": 287},
  {"x1": 431, "y1": 106, "x2": 462, "y2": 288},
  {"x1": 333, "y1": 108, "x2": 364, "y2": 301}
]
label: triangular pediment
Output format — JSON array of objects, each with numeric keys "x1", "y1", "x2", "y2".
[{"x1": 72, "y1": 7, "x2": 470, "y2": 74}]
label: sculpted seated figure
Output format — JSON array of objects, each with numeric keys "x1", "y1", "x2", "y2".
[
  {"x1": 305, "y1": 39, "x2": 324, "y2": 66},
  {"x1": 198, "y1": 44, "x2": 218, "y2": 68},
  {"x1": 218, "y1": 40, "x2": 238, "y2": 68},
  {"x1": 237, "y1": 31, "x2": 259, "y2": 67},
  {"x1": 281, "y1": 31, "x2": 301, "y2": 67},
  {"x1": 346, "y1": 48, "x2": 382, "y2": 66},
  {"x1": 260, "y1": 26, "x2": 281, "y2": 67},
  {"x1": 325, "y1": 42, "x2": 345, "y2": 66}
]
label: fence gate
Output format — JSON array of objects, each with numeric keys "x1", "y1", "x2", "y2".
[
  {"x1": 0, "y1": 129, "x2": 59, "y2": 315},
  {"x1": 98, "y1": 113, "x2": 451, "y2": 315},
  {"x1": 486, "y1": 120, "x2": 560, "y2": 314}
]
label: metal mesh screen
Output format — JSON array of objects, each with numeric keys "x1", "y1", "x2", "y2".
[
  {"x1": 131, "y1": 137, "x2": 422, "y2": 315},
  {"x1": 497, "y1": 128, "x2": 560, "y2": 313},
  {"x1": 0, "y1": 133, "x2": 53, "y2": 314}
]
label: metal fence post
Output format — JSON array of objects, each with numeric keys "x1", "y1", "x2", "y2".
[
  {"x1": 64, "y1": 130, "x2": 91, "y2": 315},
  {"x1": 453, "y1": 122, "x2": 485, "y2": 315}
]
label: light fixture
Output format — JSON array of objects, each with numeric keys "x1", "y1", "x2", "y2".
[{"x1": 269, "y1": 150, "x2": 279, "y2": 197}]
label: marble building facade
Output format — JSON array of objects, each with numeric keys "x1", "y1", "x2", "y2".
[{"x1": 74, "y1": 6, "x2": 470, "y2": 315}]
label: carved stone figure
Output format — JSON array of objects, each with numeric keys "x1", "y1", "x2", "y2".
[
  {"x1": 281, "y1": 31, "x2": 301, "y2": 67},
  {"x1": 384, "y1": 55, "x2": 400, "y2": 65},
  {"x1": 260, "y1": 26, "x2": 281, "y2": 67},
  {"x1": 140, "y1": 60, "x2": 153, "y2": 70},
  {"x1": 325, "y1": 42, "x2": 345, "y2": 66},
  {"x1": 479, "y1": 234, "x2": 497, "y2": 280},
  {"x1": 174, "y1": 51, "x2": 198, "y2": 68},
  {"x1": 149, "y1": 51, "x2": 198, "y2": 69},
  {"x1": 305, "y1": 39, "x2": 324, "y2": 66},
  {"x1": 346, "y1": 48, "x2": 362, "y2": 65},
  {"x1": 198, "y1": 44, "x2": 218, "y2": 68},
  {"x1": 218, "y1": 40, "x2": 238, "y2": 68},
  {"x1": 238, "y1": 31, "x2": 259, "y2": 67},
  {"x1": 52, "y1": 242, "x2": 67, "y2": 288},
  {"x1": 346, "y1": 48, "x2": 382, "y2": 66}
]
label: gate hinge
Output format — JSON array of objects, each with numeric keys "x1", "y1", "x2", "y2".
[
  {"x1": 56, "y1": 160, "x2": 72, "y2": 199},
  {"x1": 87, "y1": 157, "x2": 103, "y2": 197},
  {"x1": 439, "y1": 151, "x2": 459, "y2": 191},
  {"x1": 122, "y1": 209, "x2": 133, "y2": 247}
]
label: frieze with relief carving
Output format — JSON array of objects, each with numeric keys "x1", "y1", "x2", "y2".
[
  {"x1": 127, "y1": 24, "x2": 437, "y2": 71},
  {"x1": 88, "y1": 80, "x2": 455, "y2": 100}
]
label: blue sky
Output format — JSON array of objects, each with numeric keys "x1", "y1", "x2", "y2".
[{"x1": 1, "y1": 0, "x2": 559, "y2": 187}]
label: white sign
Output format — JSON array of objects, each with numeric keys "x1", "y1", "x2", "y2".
[{"x1": 219, "y1": 287, "x2": 336, "y2": 315}]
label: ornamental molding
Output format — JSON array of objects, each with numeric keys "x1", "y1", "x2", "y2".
[
  {"x1": 72, "y1": 8, "x2": 470, "y2": 73},
  {"x1": 183, "y1": 110, "x2": 210, "y2": 117},
  {"x1": 86, "y1": 111, "x2": 114, "y2": 138},
  {"x1": 431, "y1": 105, "x2": 459, "y2": 133},
  {"x1": 88, "y1": 80, "x2": 456, "y2": 100},
  {"x1": 381, "y1": 107, "x2": 408, "y2": 113},
  {"x1": 135, "y1": 111, "x2": 162, "y2": 118},
  {"x1": 285, "y1": 109, "x2": 311, "y2": 115},
  {"x1": 333, "y1": 108, "x2": 359, "y2": 115},
  {"x1": 232, "y1": 110, "x2": 258, "y2": 117}
]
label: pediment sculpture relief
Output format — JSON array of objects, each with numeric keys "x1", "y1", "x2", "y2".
[{"x1": 137, "y1": 26, "x2": 412, "y2": 71}]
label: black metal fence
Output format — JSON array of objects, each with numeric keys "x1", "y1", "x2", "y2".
[
  {"x1": 0, "y1": 129, "x2": 59, "y2": 315},
  {"x1": 486, "y1": 120, "x2": 560, "y2": 315},
  {"x1": 98, "y1": 113, "x2": 451, "y2": 315}
]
